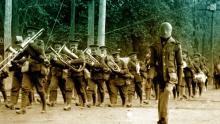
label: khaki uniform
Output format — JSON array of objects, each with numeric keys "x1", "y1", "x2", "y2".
[
  {"x1": 109, "y1": 59, "x2": 129, "y2": 106},
  {"x1": 90, "y1": 55, "x2": 110, "y2": 106},
  {"x1": 49, "y1": 53, "x2": 66, "y2": 105},
  {"x1": 0, "y1": 70, "x2": 9, "y2": 102},
  {"x1": 150, "y1": 37, "x2": 183, "y2": 123},
  {"x1": 19, "y1": 42, "x2": 47, "y2": 113},
  {"x1": 65, "y1": 50, "x2": 87, "y2": 106},
  {"x1": 127, "y1": 59, "x2": 143, "y2": 105}
]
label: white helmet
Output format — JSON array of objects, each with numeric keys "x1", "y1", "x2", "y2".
[{"x1": 160, "y1": 22, "x2": 172, "y2": 39}]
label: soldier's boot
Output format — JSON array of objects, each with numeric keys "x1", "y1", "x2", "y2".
[
  {"x1": 48, "y1": 91, "x2": 57, "y2": 107},
  {"x1": 126, "y1": 95, "x2": 132, "y2": 108},
  {"x1": 144, "y1": 89, "x2": 151, "y2": 104},
  {"x1": 2, "y1": 91, "x2": 8, "y2": 104},
  {"x1": 16, "y1": 91, "x2": 28, "y2": 114},
  {"x1": 92, "y1": 93, "x2": 96, "y2": 106},
  {"x1": 5, "y1": 93, "x2": 18, "y2": 110},
  {"x1": 86, "y1": 92, "x2": 93, "y2": 108},
  {"x1": 97, "y1": 92, "x2": 105, "y2": 107},
  {"x1": 38, "y1": 92, "x2": 46, "y2": 113},
  {"x1": 64, "y1": 92, "x2": 72, "y2": 111}
]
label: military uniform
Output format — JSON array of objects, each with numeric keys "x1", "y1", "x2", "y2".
[
  {"x1": 48, "y1": 52, "x2": 66, "y2": 106},
  {"x1": 127, "y1": 52, "x2": 143, "y2": 107},
  {"x1": 150, "y1": 36, "x2": 183, "y2": 124},
  {"x1": 16, "y1": 41, "x2": 47, "y2": 114},
  {"x1": 214, "y1": 57, "x2": 220, "y2": 89},
  {"x1": 108, "y1": 52, "x2": 129, "y2": 107},
  {"x1": 183, "y1": 54, "x2": 194, "y2": 98},
  {"x1": 64, "y1": 50, "x2": 87, "y2": 109},
  {"x1": 0, "y1": 69, "x2": 9, "y2": 103}
]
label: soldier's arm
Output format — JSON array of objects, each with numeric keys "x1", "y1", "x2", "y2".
[{"x1": 70, "y1": 50, "x2": 85, "y2": 64}]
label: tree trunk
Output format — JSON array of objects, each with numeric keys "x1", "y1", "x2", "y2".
[
  {"x1": 12, "y1": 0, "x2": 20, "y2": 44},
  {"x1": 69, "y1": 0, "x2": 76, "y2": 41},
  {"x1": 4, "y1": 0, "x2": 12, "y2": 52},
  {"x1": 97, "y1": 0, "x2": 106, "y2": 46},
  {"x1": 87, "y1": 0, "x2": 95, "y2": 47}
]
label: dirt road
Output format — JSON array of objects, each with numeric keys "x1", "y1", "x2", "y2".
[{"x1": 1, "y1": 87, "x2": 220, "y2": 124}]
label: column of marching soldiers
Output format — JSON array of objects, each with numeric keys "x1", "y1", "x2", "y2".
[{"x1": 0, "y1": 28, "x2": 220, "y2": 114}]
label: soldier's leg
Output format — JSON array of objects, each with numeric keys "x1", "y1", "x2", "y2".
[
  {"x1": 127, "y1": 81, "x2": 135, "y2": 107},
  {"x1": 48, "y1": 76, "x2": 59, "y2": 106},
  {"x1": 64, "y1": 77, "x2": 74, "y2": 110},
  {"x1": 96, "y1": 80, "x2": 105, "y2": 106},
  {"x1": 158, "y1": 87, "x2": 170, "y2": 124},
  {"x1": 135, "y1": 81, "x2": 143, "y2": 104},
  {"x1": 153, "y1": 77, "x2": 160, "y2": 100},
  {"x1": 144, "y1": 78, "x2": 152, "y2": 104},
  {"x1": 58, "y1": 77, "x2": 66, "y2": 103},
  {"x1": 16, "y1": 73, "x2": 32, "y2": 114},
  {"x1": 105, "y1": 80, "x2": 112, "y2": 103},
  {"x1": 185, "y1": 77, "x2": 192, "y2": 97},
  {"x1": 108, "y1": 80, "x2": 118, "y2": 106},
  {"x1": 198, "y1": 82, "x2": 203, "y2": 96},
  {"x1": 32, "y1": 72, "x2": 46, "y2": 113},
  {"x1": 192, "y1": 81, "x2": 197, "y2": 97},
  {"x1": 6, "y1": 74, "x2": 22, "y2": 109},
  {"x1": 119, "y1": 84, "x2": 128, "y2": 107},
  {"x1": 78, "y1": 77, "x2": 87, "y2": 106},
  {"x1": 86, "y1": 79, "x2": 96, "y2": 107},
  {"x1": 0, "y1": 79, "x2": 7, "y2": 103}
]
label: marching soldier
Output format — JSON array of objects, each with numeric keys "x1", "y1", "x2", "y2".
[
  {"x1": 48, "y1": 43, "x2": 66, "y2": 107},
  {"x1": 0, "y1": 55, "x2": 9, "y2": 104},
  {"x1": 143, "y1": 49, "x2": 153, "y2": 104},
  {"x1": 127, "y1": 52, "x2": 143, "y2": 107},
  {"x1": 16, "y1": 38, "x2": 48, "y2": 114},
  {"x1": 191, "y1": 53, "x2": 206, "y2": 97},
  {"x1": 214, "y1": 55, "x2": 220, "y2": 89},
  {"x1": 108, "y1": 51, "x2": 129, "y2": 107},
  {"x1": 63, "y1": 40, "x2": 87, "y2": 110},
  {"x1": 90, "y1": 45, "x2": 110, "y2": 107},
  {"x1": 182, "y1": 49, "x2": 194, "y2": 98},
  {"x1": 149, "y1": 22, "x2": 183, "y2": 124}
]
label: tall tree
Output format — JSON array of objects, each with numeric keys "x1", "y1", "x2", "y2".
[
  {"x1": 4, "y1": 0, "x2": 12, "y2": 52},
  {"x1": 87, "y1": 0, "x2": 95, "y2": 46},
  {"x1": 97, "y1": 0, "x2": 106, "y2": 46},
  {"x1": 69, "y1": 0, "x2": 76, "y2": 41},
  {"x1": 12, "y1": 0, "x2": 19, "y2": 43}
]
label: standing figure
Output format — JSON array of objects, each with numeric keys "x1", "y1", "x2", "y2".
[
  {"x1": 108, "y1": 51, "x2": 129, "y2": 107},
  {"x1": 127, "y1": 52, "x2": 143, "y2": 107},
  {"x1": 149, "y1": 22, "x2": 183, "y2": 124},
  {"x1": 63, "y1": 40, "x2": 87, "y2": 110}
]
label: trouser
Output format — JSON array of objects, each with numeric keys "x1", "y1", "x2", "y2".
[
  {"x1": 105, "y1": 80, "x2": 112, "y2": 103},
  {"x1": 20, "y1": 72, "x2": 46, "y2": 111},
  {"x1": 86, "y1": 79, "x2": 96, "y2": 105},
  {"x1": 65, "y1": 76, "x2": 87, "y2": 106},
  {"x1": 145, "y1": 78, "x2": 152, "y2": 101},
  {"x1": 127, "y1": 80, "x2": 142, "y2": 104},
  {"x1": 192, "y1": 80, "x2": 204, "y2": 96},
  {"x1": 10, "y1": 74, "x2": 22, "y2": 105},
  {"x1": 49, "y1": 75, "x2": 66, "y2": 104},
  {"x1": 153, "y1": 77, "x2": 160, "y2": 100},
  {"x1": 93, "y1": 79, "x2": 105, "y2": 104},
  {"x1": 214, "y1": 75, "x2": 220, "y2": 89},
  {"x1": 158, "y1": 87, "x2": 170, "y2": 124},
  {"x1": 109, "y1": 79, "x2": 127, "y2": 106},
  {"x1": 0, "y1": 79, "x2": 7, "y2": 102},
  {"x1": 185, "y1": 77, "x2": 193, "y2": 97}
]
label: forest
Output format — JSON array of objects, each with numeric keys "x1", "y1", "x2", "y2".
[{"x1": 0, "y1": 0, "x2": 219, "y2": 60}]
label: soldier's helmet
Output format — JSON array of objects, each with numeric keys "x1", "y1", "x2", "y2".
[{"x1": 160, "y1": 22, "x2": 172, "y2": 39}]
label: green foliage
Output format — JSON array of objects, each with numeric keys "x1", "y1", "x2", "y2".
[{"x1": 1, "y1": 0, "x2": 220, "y2": 60}]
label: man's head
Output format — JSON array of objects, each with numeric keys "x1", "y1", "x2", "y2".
[
  {"x1": 112, "y1": 51, "x2": 120, "y2": 60},
  {"x1": 89, "y1": 44, "x2": 99, "y2": 55},
  {"x1": 54, "y1": 43, "x2": 62, "y2": 52},
  {"x1": 26, "y1": 26, "x2": 39, "y2": 37},
  {"x1": 69, "y1": 40, "x2": 79, "y2": 52},
  {"x1": 193, "y1": 53, "x2": 201, "y2": 63},
  {"x1": 100, "y1": 46, "x2": 107, "y2": 57},
  {"x1": 129, "y1": 52, "x2": 137, "y2": 61},
  {"x1": 160, "y1": 22, "x2": 172, "y2": 39}
]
